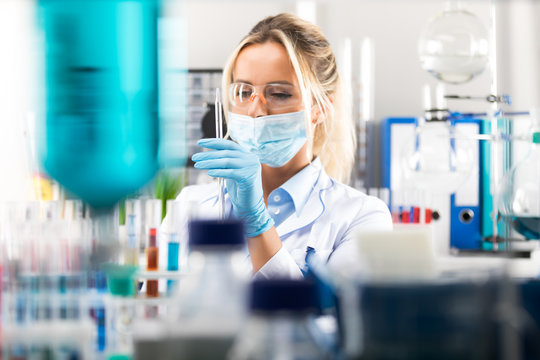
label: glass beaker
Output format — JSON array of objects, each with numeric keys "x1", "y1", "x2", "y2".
[
  {"x1": 500, "y1": 109, "x2": 540, "y2": 240},
  {"x1": 400, "y1": 118, "x2": 475, "y2": 194}
]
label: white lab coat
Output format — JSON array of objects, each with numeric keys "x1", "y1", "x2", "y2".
[{"x1": 160, "y1": 158, "x2": 393, "y2": 279}]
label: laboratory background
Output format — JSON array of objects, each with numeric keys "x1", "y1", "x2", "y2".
[{"x1": 1, "y1": 0, "x2": 540, "y2": 359}]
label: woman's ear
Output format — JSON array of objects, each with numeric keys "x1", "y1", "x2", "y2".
[
  {"x1": 328, "y1": 94, "x2": 335, "y2": 104},
  {"x1": 311, "y1": 104, "x2": 321, "y2": 124}
]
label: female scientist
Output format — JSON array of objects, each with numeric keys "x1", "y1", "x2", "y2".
[{"x1": 171, "y1": 13, "x2": 392, "y2": 278}]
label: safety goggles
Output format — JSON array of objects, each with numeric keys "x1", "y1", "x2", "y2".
[{"x1": 228, "y1": 82, "x2": 303, "y2": 112}]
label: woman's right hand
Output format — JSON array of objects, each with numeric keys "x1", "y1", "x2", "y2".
[{"x1": 192, "y1": 138, "x2": 274, "y2": 237}]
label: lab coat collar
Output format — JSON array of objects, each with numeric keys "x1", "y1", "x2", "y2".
[
  {"x1": 280, "y1": 157, "x2": 323, "y2": 214},
  {"x1": 199, "y1": 183, "x2": 233, "y2": 218},
  {"x1": 201, "y1": 183, "x2": 227, "y2": 207},
  {"x1": 277, "y1": 159, "x2": 334, "y2": 238}
]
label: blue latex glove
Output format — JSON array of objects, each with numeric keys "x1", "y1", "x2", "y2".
[{"x1": 192, "y1": 138, "x2": 274, "y2": 237}]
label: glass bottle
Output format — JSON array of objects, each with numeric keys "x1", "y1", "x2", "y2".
[
  {"x1": 166, "y1": 219, "x2": 248, "y2": 359},
  {"x1": 418, "y1": 1, "x2": 489, "y2": 84},
  {"x1": 228, "y1": 279, "x2": 332, "y2": 360},
  {"x1": 500, "y1": 109, "x2": 540, "y2": 240},
  {"x1": 39, "y1": 0, "x2": 160, "y2": 208}
]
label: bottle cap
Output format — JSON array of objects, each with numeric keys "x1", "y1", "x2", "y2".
[
  {"x1": 250, "y1": 279, "x2": 318, "y2": 313},
  {"x1": 101, "y1": 263, "x2": 138, "y2": 297},
  {"x1": 148, "y1": 228, "x2": 157, "y2": 247},
  {"x1": 188, "y1": 219, "x2": 245, "y2": 248}
]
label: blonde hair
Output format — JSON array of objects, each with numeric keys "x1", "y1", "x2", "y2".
[{"x1": 222, "y1": 13, "x2": 356, "y2": 183}]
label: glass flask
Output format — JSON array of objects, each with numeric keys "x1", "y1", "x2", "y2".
[
  {"x1": 500, "y1": 110, "x2": 540, "y2": 240},
  {"x1": 165, "y1": 219, "x2": 248, "y2": 360},
  {"x1": 39, "y1": 0, "x2": 160, "y2": 208},
  {"x1": 228, "y1": 279, "x2": 332, "y2": 360},
  {"x1": 400, "y1": 118, "x2": 474, "y2": 194},
  {"x1": 418, "y1": 2, "x2": 489, "y2": 84}
]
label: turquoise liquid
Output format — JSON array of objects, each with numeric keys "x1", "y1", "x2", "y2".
[
  {"x1": 40, "y1": 0, "x2": 159, "y2": 208},
  {"x1": 167, "y1": 241, "x2": 179, "y2": 292},
  {"x1": 167, "y1": 242, "x2": 180, "y2": 271},
  {"x1": 511, "y1": 216, "x2": 540, "y2": 240}
]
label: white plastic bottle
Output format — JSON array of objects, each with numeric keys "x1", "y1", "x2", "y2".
[
  {"x1": 228, "y1": 279, "x2": 333, "y2": 360},
  {"x1": 166, "y1": 219, "x2": 249, "y2": 359}
]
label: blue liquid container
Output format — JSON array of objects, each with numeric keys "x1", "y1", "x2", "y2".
[
  {"x1": 40, "y1": 0, "x2": 160, "y2": 208},
  {"x1": 511, "y1": 216, "x2": 540, "y2": 240},
  {"x1": 167, "y1": 240, "x2": 180, "y2": 271},
  {"x1": 167, "y1": 236, "x2": 179, "y2": 292}
]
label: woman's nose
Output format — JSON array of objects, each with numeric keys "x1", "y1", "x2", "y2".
[{"x1": 247, "y1": 94, "x2": 268, "y2": 118}]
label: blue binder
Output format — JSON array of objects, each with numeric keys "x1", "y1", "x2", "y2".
[{"x1": 381, "y1": 117, "x2": 484, "y2": 250}]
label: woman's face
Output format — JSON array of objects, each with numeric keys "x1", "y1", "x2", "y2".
[{"x1": 232, "y1": 41, "x2": 304, "y2": 117}]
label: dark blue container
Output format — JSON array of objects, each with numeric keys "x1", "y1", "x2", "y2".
[
  {"x1": 188, "y1": 219, "x2": 245, "y2": 248},
  {"x1": 357, "y1": 280, "x2": 503, "y2": 360}
]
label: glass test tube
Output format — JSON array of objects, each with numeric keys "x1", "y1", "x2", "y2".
[
  {"x1": 125, "y1": 199, "x2": 141, "y2": 266},
  {"x1": 215, "y1": 88, "x2": 225, "y2": 219},
  {"x1": 145, "y1": 199, "x2": 161, "y2": 298},
  {"x1": 166, "y1": 200, "x2": 180, "y2": 293}
]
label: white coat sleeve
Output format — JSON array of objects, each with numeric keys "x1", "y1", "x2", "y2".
[
  {"x1": 253, "y1": 246, "x2": 304, "y2": 280},
  {"x1": 327, "y1": 195, "x2": 393, "y2": 274}
]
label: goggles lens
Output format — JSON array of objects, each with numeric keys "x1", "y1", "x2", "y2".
[{"x1": 229, "y1": 82, "x2": 302, "y2": 111}]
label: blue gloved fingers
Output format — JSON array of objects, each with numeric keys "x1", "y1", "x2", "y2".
[
  {"x1": 194, "y1": 158, "x2": 249, "y2": 172},
  {"x1": 191, "y1": 149, "x2": 249, "y2": 162},
  {"x1": 197, "y1": 138, "x2": 245, "y2": 152},
  {"x1": 207, "y1": 169, "x2": 258, "y2": 183},
  {"x1": 194, "y1": 138, "x2": 271, "y2": 238},
  {"x1": 207, "y1": 169, "x2": 244, "y2": 180}
]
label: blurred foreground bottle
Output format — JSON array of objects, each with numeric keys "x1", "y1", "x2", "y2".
[
  {"x1": 228, "y1": 279, "x2": 332, "y2": 360},
  {"x1": 39, "y1": 0, "x2": 160, "y2": 208},
  {"x1": 164, "y1": 219, "x2": 248, "y2": 360}
]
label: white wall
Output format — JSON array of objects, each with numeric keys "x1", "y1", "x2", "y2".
[
  {"x1": 319, "y1": 0, "x2": 493, "y2": 119},
  {"x1": 496, "y1": 1, "x2": 540, "y2": 111},
  {"x1": 181, "y1": 0, "x2": 505, "y2": 120},
  {"x1": 184, "y1": 1, "x2": 296, "y2": 69},
  {"x1": 0, "y1": 0, "x2": 40, "y2": 201},
  {"x1": 181, "y1": 0, "x2": 540, "y2": 119}
]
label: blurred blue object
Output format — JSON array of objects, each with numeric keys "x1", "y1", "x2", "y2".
[
  {"x1": 519, "y1": 280, "x2": 540, "y2": 360},
  {"x1": 39, "y1": 0, "x2": 160, "y2": 208},
  {"x1": 358, "y1": 280, "x2": 505, "y2": 360}
]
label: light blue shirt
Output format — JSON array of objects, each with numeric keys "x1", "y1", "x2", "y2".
[
  {"x1": 266, "y1": 158, "x2": 320, "y2": 227},
  {"x1": 267, "y1": 188, "x2": 294, "y2": 228}
]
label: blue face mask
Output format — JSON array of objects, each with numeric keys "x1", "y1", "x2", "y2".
[{"x1": 227, "y1": 110, "x2": 308, "y2": 168}]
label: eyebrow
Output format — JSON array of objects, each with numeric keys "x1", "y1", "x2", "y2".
[{"x1": 233, "y1": 79, "x2": 295, "y2": 86}]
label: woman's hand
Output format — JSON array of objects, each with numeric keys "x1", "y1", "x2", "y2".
[{"x1": 192, "y1": 138, "x2": 274, "y2": 237}]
